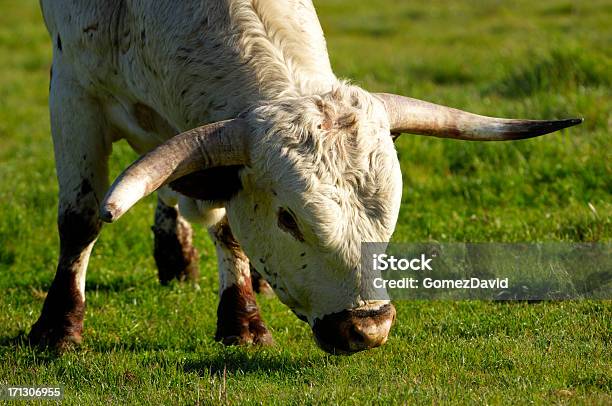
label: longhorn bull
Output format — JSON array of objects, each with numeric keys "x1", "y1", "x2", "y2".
[{"x1": 30, "y1": 0, "x2": 581, "y2": 354}]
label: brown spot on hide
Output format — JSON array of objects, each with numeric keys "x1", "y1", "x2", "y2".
[
  {"x1": 330, "y1": 88, "x2": 343, "y2": 101},
  {"x1": 83, "y1": 23, "x2": 98, "y2": 33},
  {"x1": 315, "y1": 98, "x2": 356, "y2": 132},
  {"x1": 215, "y1": 282, "x2": 273, "y2": 346},
  {"x1": 169, "y1": 165, "x2": 243, "y2": 202},
  {"x1": 58, "y1": 181, "x2": 101, "y2": 254},
  {"x1": 320, "y1": 117, "x2": 333, "y2": 131},
  {"x1": 315, "y1": 99, "x2": 334, "y2": 131},
  {"x1": 58, "y1": 208, "x2": 99, "y2": 258},
  {"x1": 133, "y1": 102, "x2": 176, "y2": 135},
  {"x1": 152, "y1": 203, "x2": 199, "y2": 284},
  {"x1": 334, "y1": 112, "x2": 358, "y2": 131},
  {"x1": 211, "y1": 216, "x2": 247, "y2": 261}
]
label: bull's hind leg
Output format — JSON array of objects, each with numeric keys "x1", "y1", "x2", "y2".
[
  {"x1": 209, "y1": 216, "x2": 273, "y2": 345},
  {"x1": 29, "y1": 69, "x2": 110, "y2": 350},
  {"x1": 152, "y1": 190, "x2": 200, "y2": 284}
]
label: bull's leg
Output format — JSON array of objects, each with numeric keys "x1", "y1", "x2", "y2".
[
  {"x1": 152, "y1": 191, "x2": 200, "y2": 284},
  {"x1": 209, "y1": 216, "x2": 273, "y2": 345},
  {"x1": 29, "y1": 68, "x2": 110, "y2": 350}
]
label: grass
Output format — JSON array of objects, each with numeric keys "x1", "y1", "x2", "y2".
[{"x1": 0, "y1": 0, "x2": 610, "y2": 404}]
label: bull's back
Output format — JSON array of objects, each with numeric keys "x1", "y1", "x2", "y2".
[{"x1": 40, "y1": 0, "x2": 336, "y2": 138}]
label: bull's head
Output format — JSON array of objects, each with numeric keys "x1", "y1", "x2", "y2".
[{"x1": 100, "y1": 84, "x2": 581, "y2": 354}]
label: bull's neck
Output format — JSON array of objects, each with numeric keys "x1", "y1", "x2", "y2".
[
  {"x1": 229, "y1": 0, "x2": 337, "y2": 100},
  {"x1": 129, "y1": 0, "x2": 338, "y2": 130}
]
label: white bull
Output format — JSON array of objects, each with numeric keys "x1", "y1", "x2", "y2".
[{"x1": 30, "y1": 0, "x2": 581, "y2": 354}]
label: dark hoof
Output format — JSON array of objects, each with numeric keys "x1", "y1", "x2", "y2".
[
  {"x1": 215, "y1": 317, "x2": 274, "y2": 346},
  {"x1": 28, "y1": 319, "x2": 82, "y2": 352}
]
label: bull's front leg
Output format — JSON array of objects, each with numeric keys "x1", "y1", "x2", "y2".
[
  {"x1": 29, "y1": 67, "x2": 110, "y2": 350},
  {"x1": 209, "y1": 216, "x2": 273, "y2": 345}
]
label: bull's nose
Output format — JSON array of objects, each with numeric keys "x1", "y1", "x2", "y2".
[
  {"x1": 312, "y1": 303, "x2": 396, "y2": 355},
  {"x1": 347, "y1": 316, "x2": 392, "y2": 348}
]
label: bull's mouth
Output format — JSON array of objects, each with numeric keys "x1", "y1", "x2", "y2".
[{"x1": 312, "y1": 303, "x2": 396, "y2": 355}]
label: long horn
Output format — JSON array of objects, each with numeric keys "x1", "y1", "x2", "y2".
[
  {"x1": 375, "y1": 93, "x2": 582, "y2": 141},
  {"x1": 100, "y1": 118, "x2": 249, "y2": 222}
]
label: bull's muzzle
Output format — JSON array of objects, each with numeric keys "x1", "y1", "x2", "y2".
[{"x1": 312, "y1": 303, "x2": 396, "y2": 354}]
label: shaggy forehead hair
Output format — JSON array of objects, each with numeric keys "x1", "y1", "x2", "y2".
[{"x1": 248, "y1": 83, "x2": 400, "y2": 262}]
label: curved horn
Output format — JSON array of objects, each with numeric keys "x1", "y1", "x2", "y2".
[
  {"x1": 100, "y1": 119, "x2": 249, "y2": 222},
  {"x1": 376, "y1": 93, "x2": 582, "y2": 141}
]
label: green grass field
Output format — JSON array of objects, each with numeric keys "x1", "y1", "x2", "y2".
[{"x1": 0, "y1": 0, "x2": 610, "y2": 404}]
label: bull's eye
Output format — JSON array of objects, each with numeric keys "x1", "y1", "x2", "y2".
[{"x1": 277, "y1": 208, "x2": 304, "y2": 241}]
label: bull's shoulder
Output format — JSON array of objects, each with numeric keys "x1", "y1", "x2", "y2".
[{"x1": 40, "y1": 1, "x2": 129, "y2": 82}]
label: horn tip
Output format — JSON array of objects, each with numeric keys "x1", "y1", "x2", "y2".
[
  {"x1": 548, "y1": 117, "x2": 583, "y2": 134},
  {"x1": 100, "y1": 202, "x2": 121, "y2": 223},
  {"x1": 564, "y1": 117, "x2": 584, "y2": 127},
  {"x1": 531, "y1": 117, "x2": 584, "y2": 138}
]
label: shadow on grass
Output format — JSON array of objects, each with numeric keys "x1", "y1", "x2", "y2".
[
  {"x1": 7, "y1": 276, "x2": 158, "y2": 295},
  {"x1": 85, "y1": 276, "x2": 158, "y2": 293},
  {"x1": 184, "y1": 348, "x2": 314, "y2": 376},
  {"x1": 0, "y1": 330, "x2": 65, "y2": 363},
  {"x1": 0, "y1": 330, "x2": 28, "y2": 347},
  {"x1": 1, "y1": 331, "x2": 316, "y2": 375}
]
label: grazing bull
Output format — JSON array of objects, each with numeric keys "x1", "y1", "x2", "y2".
[{"x1": 30, "y1": 0, "x2": 581, "y2": 354}]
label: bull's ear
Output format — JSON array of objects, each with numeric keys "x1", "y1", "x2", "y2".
[{"x1": 169, "y1": 165, "x2": 243, "y2": 202}]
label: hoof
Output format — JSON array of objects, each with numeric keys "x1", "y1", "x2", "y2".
[
  {"x1": 28, "y1": 319, "x2": 82, "y2": 352},
  {"x1": 215, "y1": 316, "x2": 274, "y2": 346}
]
